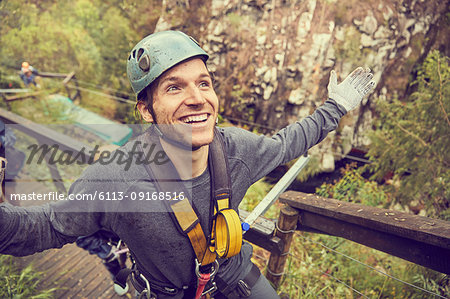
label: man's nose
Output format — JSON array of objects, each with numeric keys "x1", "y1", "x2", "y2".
[{"x1": 184, "y1": 85, "x2": 206, "y2": 106}]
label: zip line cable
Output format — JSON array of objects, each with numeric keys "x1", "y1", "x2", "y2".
[
  {"x1": 250, "y1": 248, "x2": 370, "y2": 298},
  {"x1": 65, "y1": 84, "x2": 136, "y2": 105},
  {"x1": 295, "y1": 233, "x2": 446, "y2": 299},
  {"x1": 8, "y1": 75, "x2": 370, "y2": 163},
  {"x1": 286, "y1": 253, "x2": 371, "y2": 299},
  {"x1": 75, "y1": 79, "x2": 135, "y2": 99}
]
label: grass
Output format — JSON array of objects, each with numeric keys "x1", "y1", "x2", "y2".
[{"x1": 0, "y1": 255, "x2": 56, "y2": 298}]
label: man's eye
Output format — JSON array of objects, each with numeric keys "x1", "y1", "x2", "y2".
[
  {"x1": 199, "y1": 82, "x2": 210, "y2": 88},
  {"x1": 167, "y1": 85, "x2": 179, "y2": 92}
]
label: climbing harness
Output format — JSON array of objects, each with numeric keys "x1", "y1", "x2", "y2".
[
  {"x1": 140, "y1": 126, "x2": 243, "y2": 298},
  {"x1": 116, "y1": 126, "x2": 244, "y2": 298}
]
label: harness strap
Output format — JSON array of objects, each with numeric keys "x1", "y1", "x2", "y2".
[
  {"x1": 115, "y1": 266, "x2": 179, "y2": 296},
  {"x1": 132, "y1": 127, "x2": 244, "y2": 298},
  {"x1": 194, "y1": 272, "x2": 211, "y2": 299},
  {"x1": 171, "y1": 197, "x2": 216, "y2": 265},
  {"x1": 138, "y1": 127, "x2": 241, "y2": 266},
  {"x1": 214, "y1": 263, "x2": 261, "y2": 299}
]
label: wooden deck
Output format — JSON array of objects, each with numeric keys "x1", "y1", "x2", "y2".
[
  {"x1": 5, "y1": 174, "x2": 134, "y2": 298},
  {"x1": 16, "y1": 243, "x2": 132, "y2": 299}
]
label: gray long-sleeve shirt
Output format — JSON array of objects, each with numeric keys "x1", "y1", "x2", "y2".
[{"x1": 0, "y1": 100, "x2": 346, "y2": 298}]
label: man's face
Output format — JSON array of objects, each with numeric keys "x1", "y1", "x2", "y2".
[{"x1": 138, "y1": 58, "x2": 219, "y2": 149}]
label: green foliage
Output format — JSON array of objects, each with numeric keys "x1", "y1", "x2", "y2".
[
  {"x1": 227, "y1": 12, "x2": 243, "y2": 31},
  {"x1": 239, "y1": 179, "x2": 279, "y2": 219},
  {"x1": 333, "y1": 26, "x2": 362, "y2": 63},
  {"x1": 277, "y1": 231, "x2": 449, "y2": 299},
  {"x1": 0, "y1": 255, "x2": 56, "y2": 298},
  {"x1": 294, "y1": 155, "x2": 322, "y2": 182},
  {"x1": 366, "y1": 50, "x2": 450, "y2": 219},
  {"x1": 316, "y1": 164, "x2": 389, "y2": 207},
  {"x1": 0, "y1": 0, "x2": 138, "y2": 92},
  {"x1": 0, "y1": 69, "x2": 22, "y2": 89}
]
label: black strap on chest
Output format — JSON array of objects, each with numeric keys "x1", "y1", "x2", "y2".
[
  {"x1": 137, "y1": 126, "x2": 241, "y2": 266},
  {"x1": 115, "y1": 126, "x2": 244, "y2": 297}
]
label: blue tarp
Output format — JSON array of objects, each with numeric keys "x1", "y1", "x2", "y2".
[{"x1": 45, "y1": 95, "x2": 133, "y2": 145}]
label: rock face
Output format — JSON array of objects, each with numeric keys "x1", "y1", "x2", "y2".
[{"x1": 154, "y1": 0, "x2": 449, "y2": 172}]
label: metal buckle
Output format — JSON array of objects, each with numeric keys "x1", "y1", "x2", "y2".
[
  {"x1": 236, "y1": 279, "x2": 252, "y2": 297},
  {"x1": 194, "y1": 259, "x2": 219, "y2": 279},
  {"x1": 138, "y1": 290, "x2": 156, "y2": 299},
  {"x1": 201, "y1": 281, "x2": 218, "y2": 296},
  {"x1": 138, "y1": 274, "x2": 154, "y2": 299}
]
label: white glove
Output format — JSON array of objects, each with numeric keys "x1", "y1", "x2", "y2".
[{"x1": 327, "y1": 67, "x2": 376, "y2": 111}]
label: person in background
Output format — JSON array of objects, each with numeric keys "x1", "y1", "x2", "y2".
[{"x1": 19, "y1": 61, "x2": 39, "y2": 88}]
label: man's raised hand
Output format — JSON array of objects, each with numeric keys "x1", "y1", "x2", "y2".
[{"x1": 327, "y1": 67, "x2": 376, "y2": 111}]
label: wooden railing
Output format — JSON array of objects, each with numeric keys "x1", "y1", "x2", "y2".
[
  {"x1": 243, "y1": 190, "x2": 450, "y2": 287},
  {"x1": 2, "y1": 71, "x2": 82, "y2": 104},
  {"x1": 0, "y1": 108, "x2": 93, "y2": 193}
]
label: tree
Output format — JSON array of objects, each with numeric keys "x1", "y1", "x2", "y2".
[{"x1": 366, "y1": 50, "x2": 449, "y2": 219}]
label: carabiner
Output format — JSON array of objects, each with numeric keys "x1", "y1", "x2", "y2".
[
  {"x1": 195, "y1": 259, "x2": 219, "y2": 278},
  {"x1": 138, "y1": 273, "x2": 156, "y2": 299}
]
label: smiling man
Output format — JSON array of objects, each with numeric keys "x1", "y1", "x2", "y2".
[
  {"x1": 138, "y1": 58, "x2": 218, "y2": 148},
  {"x1": 136, "y1": 57, "x2": 219, "y2": 179},
  {"x1": 0, "y1": 31, "x2": 376, "y2": 298}
]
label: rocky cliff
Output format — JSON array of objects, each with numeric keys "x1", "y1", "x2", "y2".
[{"x1": 154, "y1": 0, "x2": 449, "y2": 172}]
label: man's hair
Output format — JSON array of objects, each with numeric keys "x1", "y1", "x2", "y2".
[{"x1": 135, "y1": 80, "x2": 157, "y2": 122}]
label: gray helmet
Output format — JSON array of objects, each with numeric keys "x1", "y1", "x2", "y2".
[{"x1": 127, "y1": 30, "x2": 209, "y2": 95}]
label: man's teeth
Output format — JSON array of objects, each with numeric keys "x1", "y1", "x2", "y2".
[{"x1": 182, "y1": 114, "x2": 207, "y2": 123}]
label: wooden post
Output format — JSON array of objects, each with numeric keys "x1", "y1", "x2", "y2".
[
  {"x1": 1, "y1": 93, "x2": 11, "y2": 110},
  {"x1": 266, "y1": 204, "x2": 298, "y2": 288},
  {"x1": 72, "y1": 75, "x2": 82, "y2": 103}
]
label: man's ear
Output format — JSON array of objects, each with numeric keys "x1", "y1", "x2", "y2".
[{"x1": 137, "y1": 102, "x2": 154, "y2": 123}]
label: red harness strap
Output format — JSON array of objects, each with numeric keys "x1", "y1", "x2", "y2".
[{"x1": 194, "y1": 272, "x2": 211, "y2": 299}]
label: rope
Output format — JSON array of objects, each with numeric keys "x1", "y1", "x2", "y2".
[
  {"x1": 65, "y1": 84, "x2": 136, "y2": 104},
  {"x1": 223, "y1": 115, "x2": 279, "y2": 132},
  {"x1": 287, "y1": 252, "x2": 371, "y2": 299},
  {"x1": 296, "y1": 233, "x2": 447, "y2": 299},
  {"x1": 75, "y1": 79, "x2": 135, "y2": 98},
  {"x1": 251, "y1": 251, "x2": 267, "y2": 262},
  {"x1": 275, "y1": 219, "x2": 296, "y2": 234},
  {"x1": 266, "y1": 267, "x2": 285, "y2": 277}
]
